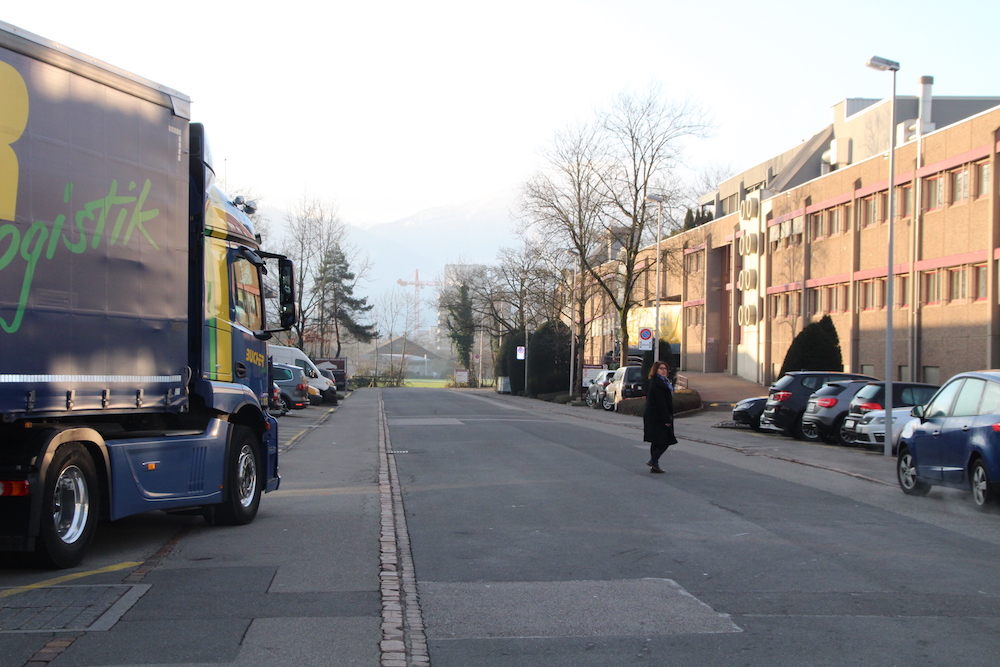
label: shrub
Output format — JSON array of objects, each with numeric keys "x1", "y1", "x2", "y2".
[{"x1": 780, "y1": 315, "x2": 843, "y2": 375}]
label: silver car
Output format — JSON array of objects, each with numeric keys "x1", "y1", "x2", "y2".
[{"x1": 849, "y1": 407, "x2": 916, "y2": 453}]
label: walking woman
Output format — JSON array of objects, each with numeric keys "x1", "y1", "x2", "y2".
[{"x1": 644, "y1": 360, "x2": 677, "y2": 473}]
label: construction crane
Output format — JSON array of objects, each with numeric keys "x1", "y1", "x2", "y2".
[{"x1": 397, "y1": 269, "x2": 443, "y2": 329}]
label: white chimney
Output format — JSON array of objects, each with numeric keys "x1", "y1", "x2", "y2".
[{"x1": 919, "y1": 76, "x2": 936, "y2": 135}]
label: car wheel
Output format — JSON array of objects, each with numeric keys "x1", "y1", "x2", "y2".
[
  {"x1": 749, "y1": 414, "x2": 762, "y2": 431},
  {"x1": 897, "y1": 446, "x2": 930, "y2": 496},
  {"x1": 602, "y1": 392, "x2": 615, "y2": 411},
  {"x1": 833, "y1": 417, "x2": 853, "y2": 447},
  {"x1": 971, "y1": 459, "x2": 994, "y2": 508},
  {"x1": 35, "y1": 443, "x2": 100, "y2": 569},
  {"x1": 800, "y1": 420, "x2": 821, "y2": 442},
  {"x1": 585, "y1": 393, "x2": 596, "y2": 408},
  {"x1": 791, "y1": 413, "x2": 808, "y2": 440}
]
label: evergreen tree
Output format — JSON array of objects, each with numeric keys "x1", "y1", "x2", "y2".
[
  {"x1": 445, "y1": 284, "x2": 476, "y2": 371},
  {"x1": 314, "y1": 245, "x2": 376, "y2": 357},
  {"x1": 779, "y1": 315, "x2": 843, "y2": 375},
  {"x1": 683, "y1": 208, "x2": 695, "y2": 230},
  {"x1": 525, "y1": 320, "x2": 571, "y2": 395}
]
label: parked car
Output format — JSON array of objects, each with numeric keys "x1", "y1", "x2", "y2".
[
  {"x1": 841, "y1": 382, "x2": 939, "y2": 444},
  {"x1": 319, "y1": 369, "x2": 340, "y2": 405},
  {"x1": 897, "y1": 370, "x2": 1000, "y2": 507},
  {"x1": 268, "y1": 382, "x2": 288, "y2": 417},
  {"x1": 732, "y1": 396, "x2": 767, "y2": 430},
  {"x1": 585, "y1": 370, "x2": 614, "y2": 409},
  {"x1": 604, "y1": 365, "x2": 646, "y2": 411},
  {"x1": 851, "y1": 407, "x2": 916, "y2": 454},
  {"x1": 760, "y1": 371, "x2": 878, "y2": 438},
  {"x1": 272, "y1": 362, "x2": 310, "y2": 410},
  {"x1": 800, "y1": 379, "x2": 874, "y2": 444}
]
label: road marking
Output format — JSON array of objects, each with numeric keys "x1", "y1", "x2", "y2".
[{"x1": 0, "y1": 561, "x2": 141, "y2": 599}]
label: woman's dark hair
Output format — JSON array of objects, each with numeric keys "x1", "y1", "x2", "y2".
[{"x1": 648, "y1": 360, "x2": 669, "y2": 379}]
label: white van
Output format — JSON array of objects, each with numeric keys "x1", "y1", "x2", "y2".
[{"x1": 269, "y1": 345, "x2": 337, "y2": 403}]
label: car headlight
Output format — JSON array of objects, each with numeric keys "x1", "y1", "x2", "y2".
[{"x1": 861, "y1": 415, "x2": 885, "y2": 426}]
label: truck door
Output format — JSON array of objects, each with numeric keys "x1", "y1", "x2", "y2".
[{"x1": 228, "y1": 250, "x2": 269, "y2": 402}]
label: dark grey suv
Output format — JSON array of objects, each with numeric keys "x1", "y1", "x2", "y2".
[
  {"x1": 761, "y1": 371, "x2": 878, "y2": 438},
  {"x1": 800, "y1": 380, "x2": 875, "y2": 445}
]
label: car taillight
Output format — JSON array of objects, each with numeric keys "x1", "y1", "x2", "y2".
[
  {"x1": 817, "y1": 397, "x2": 838, "y2": 408},
  {"x1": 859, "y1": 402, "x2": 883, "y2": 412},
  {"x1": 992, "y1": 423, "x2": 1000, "y2": 433},
  {"x1": 773, "y1": 391, "x2": 793, "y2": 402},
  {"x1": 0, "y1": 480, "x2": 29, "y2": 497}
]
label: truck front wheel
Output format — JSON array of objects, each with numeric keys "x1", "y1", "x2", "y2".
[
  {"x1": 36, "y1": 443, "x2": 99, "y2": 569},
  {"x1": 215, "y1": 426, "x2": 262, "y2": 526}
]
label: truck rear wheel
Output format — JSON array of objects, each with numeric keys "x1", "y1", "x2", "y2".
[
  {"x1": 215, "y1": 426, "x2": 262, "y2": 526},
  {"x1": 36, "y1": 443, "x2": 99, "y2": 569}
]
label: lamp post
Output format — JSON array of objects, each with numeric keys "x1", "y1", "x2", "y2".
[
  {"x1": 645, "y1": 194, "x2": 665, "y2": 363},
  {"x1": 866, "y1": 55, "x2": 900, "y2": 458},
  {"x1": 566, "y1": 251, "x2": 579, "y2": 398}
]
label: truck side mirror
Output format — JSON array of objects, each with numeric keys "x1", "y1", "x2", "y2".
[{"x1": 278, "y1": 258, "x2": 297, "y2": 329}]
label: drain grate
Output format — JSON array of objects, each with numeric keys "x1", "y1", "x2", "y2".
[{"x1": 0, "y1": 584, "x2": 150, "y2": 633}]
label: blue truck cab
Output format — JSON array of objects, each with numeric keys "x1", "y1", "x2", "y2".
[{"x1": 0, "y1": 21, "x2": 296, "y2": 567}]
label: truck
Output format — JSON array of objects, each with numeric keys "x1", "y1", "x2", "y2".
[{"x1": 0, "y1": 22, "x2": 297, "y2": 568}]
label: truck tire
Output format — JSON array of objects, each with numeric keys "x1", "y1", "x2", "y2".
[
  {"x1": 215, "y1": 426, "x2": 262, "y2": 526},
  {"x1": 36, "y1": 443, "x2": 99, "y2": 569}
]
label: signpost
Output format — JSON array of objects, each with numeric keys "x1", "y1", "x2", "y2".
[{"x1": 638, "y1": 327, "x2": 654, "y2": 351}]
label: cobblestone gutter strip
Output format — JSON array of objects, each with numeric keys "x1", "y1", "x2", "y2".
[{"x1": 377, "y1": 390, "x2": 430, "y2": 667}]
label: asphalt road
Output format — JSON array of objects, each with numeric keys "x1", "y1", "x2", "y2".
[
  {"x1": 385, "y1": 390, "x2": 1000, "y2": 666},
  {"x1": 3, "y1": 389, "x2": 1000, "y2": 666}
]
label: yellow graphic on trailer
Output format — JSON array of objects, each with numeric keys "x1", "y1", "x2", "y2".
[{"x1": 0, "y1": 62, "x2": 28, "y2": 222}]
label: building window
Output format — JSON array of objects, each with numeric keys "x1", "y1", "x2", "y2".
[
  {"x1": 860, "y1": 364, "x2": 875, "y2": 377},
  {"x1": 878, "y1": 191, "x2": 889, "y2": 223},
  {"x1": 922, "y1": 271, "x2": 941, "y2": 305},
  {"x1": 860, "y1": 196, "x2": 878, "y2": 229},
  {"x1": 825, "y1": 285, "x2": 839, "y2": 312},
  {"x1": 898, "y1": 274, "x2": 910, "y2": 308},
  {"x1": 808, "y1": 287, "x2": 822, "y2": 314},
  {"x1": 974, "y1": 264, "x2": 988, "y2": 300},
  {"x1": 897, "y1": 184, "x2": 913, "y2": 218},
  {"x1": 923, "y1": 366, "x2": 941, "y2": 385},
  {"x1": 951, "y1": 167, "x2": 970, "y2": 204},
  {"x1": 859, "y1": 279, "x2": 878, "y2": 310},
  {"x1": 685, "y1": 251, "x2": 702, "y2": 273},
  {"x1": 948, "y1": 267, "x2": 967, "y2": 302},
  {"x1": 768, "y1": 225, "x2": 780, "y2": 253},
  {"x1": 925, "y1": 175, "x2": 944, "y2": 211},
  {"x1": 976, "y1": 161, "x2": 991, "y2": 198},
  {"x1": 809, "y1": 213, "x2": 824, "y2": 239},
  {"x1": 828, "y1": 207, "x2": 842, "y2": 235}
]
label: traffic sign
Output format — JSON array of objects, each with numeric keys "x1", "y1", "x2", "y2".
[{"x1": 638, "y1": 327, "x2": 653, "y2": 351}]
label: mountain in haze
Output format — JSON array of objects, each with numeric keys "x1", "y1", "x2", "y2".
[{"x1": 347, "y1": 189, "x2": 522, "y2": 319}]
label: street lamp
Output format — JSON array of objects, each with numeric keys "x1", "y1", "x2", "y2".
[
  {"x1": 866, "y1": 55, "x2": 900, "y2": 458},
  {"x1": 645, "y1": 193, "x2": 665, "y2": 363},
  {"x1": 566, "y1": 250, "x2": 579, "y2": 398}
]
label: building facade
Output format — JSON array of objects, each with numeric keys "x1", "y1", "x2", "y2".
[{"x1": 582, "y1": 79, "x2": 1000, "y2": 387}]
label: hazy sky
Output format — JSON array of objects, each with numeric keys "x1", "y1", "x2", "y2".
[{"x1": 6, "y1": 0, "x2": 1000, "y2": 227}]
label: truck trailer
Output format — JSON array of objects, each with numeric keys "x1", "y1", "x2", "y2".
[{"x1": 0, "y1": 22, "x2": 297, "y2": 568}]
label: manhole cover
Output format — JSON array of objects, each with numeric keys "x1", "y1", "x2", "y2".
[{"x1": 0, "y1": 584, "x2": 150, "y2": 633}]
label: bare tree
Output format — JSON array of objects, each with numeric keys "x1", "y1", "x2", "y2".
[
  {"x1": 281, "y1": 196, "x2": 346, "y2": 351},
  {"x1": 522, "y1": 86, "x2": 709, "y2": 367},
  {"x1": 373, "y1": 287, "x2": 417, "y2": 386}
]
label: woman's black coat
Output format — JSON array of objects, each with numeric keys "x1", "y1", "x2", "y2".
[{"x1": 643, "y1": 376, "x2": 678, "y2": 446}]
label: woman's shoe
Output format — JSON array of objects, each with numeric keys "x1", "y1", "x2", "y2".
[
  {"x1": 650, "y1": 466, "x2": 665, "y2": 473},
  {"x1": 646, "y1": 461, "x2": 653, "y2": 468}
]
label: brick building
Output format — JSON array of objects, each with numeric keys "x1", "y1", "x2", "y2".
[{"x1": 582, "y1": 78, "x2": 1000, "y2": 387}]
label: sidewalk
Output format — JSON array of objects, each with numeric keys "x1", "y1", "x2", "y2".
[{"x1": 679, "y1": 370, "x2": 768, "y2": 406}]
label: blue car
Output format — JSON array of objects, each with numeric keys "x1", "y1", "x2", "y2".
[{"x1": 897, "y1": 370, "x2": 1000, "y2": 508}]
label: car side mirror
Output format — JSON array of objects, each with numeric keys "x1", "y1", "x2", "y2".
[{"x1": 911, "y1": 404, "x2": 925, "y2": 421}]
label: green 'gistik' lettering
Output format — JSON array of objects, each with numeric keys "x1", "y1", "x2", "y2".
[{"x1": 0, "y1": 179, "x2": 162, "y2": 333}]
